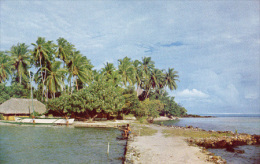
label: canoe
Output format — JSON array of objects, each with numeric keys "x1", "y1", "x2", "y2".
[{"x1": 14, "y1": 117, "x2": 74, "y2": 124}]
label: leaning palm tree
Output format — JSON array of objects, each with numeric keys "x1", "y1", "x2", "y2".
[
  {"x1": 118, "y1": 57, "x2": 134, "y2": 87},
  {"x1": 0, "y1": 51, "x2": 13, "y2": 83},
  {"x1": 10, "y1": 43, "x2": 30, "y2": 84},
  {"x1": 141, "y1": 56, "x2": 155, "y2": 79},
  {"x1": 133, "y1": 59, "x2": 145, "y2": 96},
  {"x1": 31, "y1": 37, "x2": 53, "y2": 100},
  {"x1": 163, "y1": 68, "x2": 179, "y2": 92},
  {"x1": 144, "y1": 69, "x2": 162, "y2": 99},
  {"x1": 67, "y1": 51, "x2": 93, "y2": 92},
  {"x1": 43, "y1": 61, "x2": 67, "y2": 99}
]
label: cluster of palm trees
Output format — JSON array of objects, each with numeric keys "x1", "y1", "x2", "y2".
[
  {"x1": 104, "y1": 56, "x2": 179, "y2": 100},
  {"x1": 0, "y1": 37, "x2": 179, "y2": 102}
]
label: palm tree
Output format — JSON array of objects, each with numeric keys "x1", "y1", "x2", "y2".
[
  {"x1": 56, "y1": 37, "x2": 74, "y2": 67},
  {"x1": 101, "y1": 62, "x2": 115, "y2": 76},
  {"x1": 141, "y1": 57, "x2": 155, "y2": 78},
  {"x1": 67, "y1": 51, "x2": 93, "y2": 92},
  {"x1": 10, "y1": 43, "x2": 30, "y2": 84},
  {"x1": 133, "y1": 60, "x2": 143, "y2": 96},
  {"x1": 43, "y1": 61, "x2": 67, "y2": 98},
  {"x1": 139, "y1": 57, "x2": 156, "y2": 98},
  {"x1": 144, "y1": 69, "x2": 163, "y2": 98},
  {"x1": 107, "y1": 70, "x2": 122, "y2": 87},
  {"x1": 118, "y1": 57, "x2": 134, "y2": 87},
  {"x1": 31, "y1": 37, "x2": 53, "y2": 100},
  {"x1": 0, "y1": 51, "x2": 13, "y2": 83},
  {"x1": 163, "y1": 68, "x2": 179, "y2": 92}
]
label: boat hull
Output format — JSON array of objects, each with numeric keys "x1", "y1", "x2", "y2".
[{"x1": 15, "y1": 117, "x2": 74, "y2": 124}]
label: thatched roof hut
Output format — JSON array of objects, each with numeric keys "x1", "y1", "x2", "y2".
[{"x1": 0, "y1": 98, "x2": 46, "y2": 115}]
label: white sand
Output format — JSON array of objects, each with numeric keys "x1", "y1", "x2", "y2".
[{"x1": 128, "y1": 125, "x2": 212, "y2": 164}]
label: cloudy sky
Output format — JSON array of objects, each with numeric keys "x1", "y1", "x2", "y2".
[{"x1": 1, "y1": 0, "x2": 259, "y2": 114}]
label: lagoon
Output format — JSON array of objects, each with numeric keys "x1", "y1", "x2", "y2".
[{"x1": 0, "y1": 125, "x2": 126, "y2": 164}]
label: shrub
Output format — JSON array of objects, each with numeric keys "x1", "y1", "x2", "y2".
[
  {"x1": 137, "y1": 116, "x2": 148, "y2": 124},
  {"x1": 0, "y1": 114, "x2": 4, "y2": 120},
  {"x1": 48, "y1": 114, "x2": 53, "y2": 118}
]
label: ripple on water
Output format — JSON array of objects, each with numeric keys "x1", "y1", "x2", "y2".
[
  {"x1": 208, "y1": 145, "x2": 260, "y2": 164},
  {"x1": 0, "y1": 126, "x2": 126, "y2": 164}
]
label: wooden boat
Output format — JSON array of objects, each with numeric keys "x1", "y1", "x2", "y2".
[{"x1": 14, "y1": 117, "x2": 74, "y2": 125}]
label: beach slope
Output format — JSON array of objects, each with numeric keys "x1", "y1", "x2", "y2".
[{"x1": 126, "y1": 125, "x2": 212, "y2": 164}]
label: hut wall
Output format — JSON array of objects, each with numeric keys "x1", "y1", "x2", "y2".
[
  {"x1": 3, "y1": 114, "x2": 29, "y2": 121},
  {"x1": 4, "y1": 115, "x2": 15, "y2": 121}
]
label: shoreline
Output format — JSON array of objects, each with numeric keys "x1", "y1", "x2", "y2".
[
  {"x1": 1, "y1": 118, "x2": 259, "y2": 163},
  {"x1": 124, "y1": 124, "x2": 214, "y2": 164}
]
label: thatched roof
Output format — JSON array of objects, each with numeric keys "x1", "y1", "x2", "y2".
[{"x1": 0, "y1": 98, "x2": 46, "y2": 114}]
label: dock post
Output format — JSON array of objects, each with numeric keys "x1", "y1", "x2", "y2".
[
  {"x1": 65, "y1": 116, "x2": 69, "y2": 126},
  {"x1": 32, "y1": 116, "x2": 35, "y2": 124}
]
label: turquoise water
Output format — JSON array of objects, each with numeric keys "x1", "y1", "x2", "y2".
[{"x1": 0, "y1": 125, "x2": 126, "y2": 164}]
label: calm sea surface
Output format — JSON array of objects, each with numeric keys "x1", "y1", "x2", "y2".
[
  {"x1": 159, "y1": 114, "x2": 260, "y2": 135},
  {"x1": 156, "y1": 114, "x2": 260, "y2": 164},
  {"x1": 0, "y1": 126, "x2": 126, "y2": 164}
]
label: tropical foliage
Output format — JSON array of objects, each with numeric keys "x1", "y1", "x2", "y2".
[{"x1": 0, "y1": 37, "x2": 187, "y2": 121}]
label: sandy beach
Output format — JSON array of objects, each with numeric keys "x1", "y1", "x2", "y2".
[{"x1": 125, "y1": 125, "x2": 212, "y2": 164}]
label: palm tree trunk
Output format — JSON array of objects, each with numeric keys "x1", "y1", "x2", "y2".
[
  {"x1": 76, "y1": 77, "x2": 78, "y2": 91},
  {"x1": 70, "y1": 78, "x2": 72, "y2": 94},
  {"x1": 40, "y1": 58, "x2": 44, "y2": 101},
  {"x1": 46, "y1": 89, "x2": 48, "y2": 102},
  {"x1": 136, "y1": 83, "x2": 141, "y2": 96},
  {"x1": 44, "y1": 69, "x2": 47, "y2": 98},
  {"x1": 136, "y1": 83, "x2": 139, "y2": 96},
  {"x1": 41, "y1": 85, "x2": 44, "y2": 101},
  {"x1": 72, "y1": 75, "x2": 76, "y2": 93},
  {"x1": 19, "y1": 73, "x2": 22, "y2": 84},
  {"x1": 145, "y1": 87, "x2": 151, "y2": 99}
]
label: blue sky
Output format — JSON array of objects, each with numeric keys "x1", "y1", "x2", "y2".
[{"x1": 1, "y1": 1, "x2": 259, "y2": 114}]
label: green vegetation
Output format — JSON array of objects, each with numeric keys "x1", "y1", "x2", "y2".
[
  {"x1": 0, "y1": 114, "x2": 4, "y2": 120},
  {"x1": 0, "y1": 37, "x2": 187, "y2": 121},
  {"x1": 139, "y1": 126, "x2": 158, "y2": 136},
  {"x1": 163, "y1": 129, "x2": 233, "y2": 138},
  {"x1": 130, "y1": 124, "x2": 158, "y2": 136}
]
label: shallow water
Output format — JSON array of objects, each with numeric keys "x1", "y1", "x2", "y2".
[
  {"x1": 0, "y1": 125, "x2": 126, "y2": 164},
  {"x1": 155, "y1": 115, "x2": 260, "y2": 164},
  {"x1": 157, "y1": 116, "x2": 260, "y2": 135},
  {"x1": 208, "y1": 145, "x2": 260, "y2": 164}
]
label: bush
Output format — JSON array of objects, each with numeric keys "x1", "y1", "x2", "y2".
[
  {"x1": 48, "y1": 114, "x2": 53, "y2": 118},
  {"x1": 137, "y1": 116, "x2": 148, "y2": 124},
  {"x1": 0, "y1": 114, "x2": 4, "y2": 120},
  {"x1": 30, "y1": 112, "x2": 41, "y2": 117},
  {"x1": 135, "y1": 99, "x2": 164, "y2": 122}
]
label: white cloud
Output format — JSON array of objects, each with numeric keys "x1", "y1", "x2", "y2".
[
  {"x1": 0, "y1": 0, "x2": 259, "y2": 114},
  {"x1": 175, "y1": 89, "x2": 209, "y2": 99}
]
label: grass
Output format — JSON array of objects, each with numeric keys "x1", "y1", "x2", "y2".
[
  {"x1": 130, "y1": 122, "x2": 158, "y2": 136},
  {"x1": 139, "y1": 126, "x2": 158, "y2": 136},
  {"x1": 163, "y1": 128, "x2": 233, "y2": 138}
]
